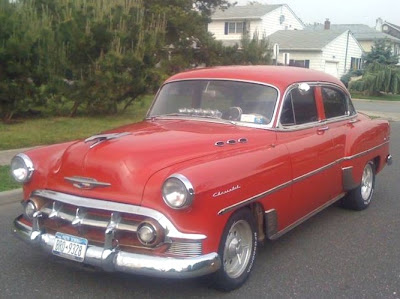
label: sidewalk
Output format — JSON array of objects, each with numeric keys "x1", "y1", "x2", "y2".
[{"x1": 0, "y1": 146, "x2": 39, "y2": 166}]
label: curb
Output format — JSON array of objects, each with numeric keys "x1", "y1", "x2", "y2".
[
  {"x1": 0, "y1": 188, "x2": 22, "y2": 204},
  {"x1": 352, "y1": 98, "x2": 400, "y2": 104},
  {"x1": 358, "y1": 110, "x2": 400, "y2": 122}
]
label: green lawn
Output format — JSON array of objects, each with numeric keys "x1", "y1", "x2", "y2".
[
  {"x1": 0, "y1": 165, "x2": 21, "y2": 192},
  {"x1": 351, "y1": 92, "x2": 400, "y2": 101},
  {"x1": 0, "y1": 96, "x2": 153, "y2": 150}
]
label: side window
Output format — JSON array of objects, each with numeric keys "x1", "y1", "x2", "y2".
[
  {"x1": 321, "y1": 87, "x2": 351, "y2": 118},
  {"x1": 280, "y1": 86, "x2": 318, "y2": 126}
]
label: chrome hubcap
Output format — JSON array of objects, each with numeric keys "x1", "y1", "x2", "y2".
[
  {"x1": 223, "y1": 220, "x2": 253, "y2": 279},
  {"x1": 361, "y1": 163, "x2": 373, "y2": 203}
]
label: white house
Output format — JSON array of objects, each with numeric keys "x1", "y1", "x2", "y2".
[
  {"x1": 307, "y1": 21, "x2": 400, "y2": 56},
  {"x1": 208, "y1": 4, "x2": 304, "y2": 46},
  {"x1": 268, "y1": 30, "x2": 363, "y2": 78}
]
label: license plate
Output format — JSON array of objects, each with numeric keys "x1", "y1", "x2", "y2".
[{"x1": 52, "y1": 232, "x2": 88, "y2": 262}]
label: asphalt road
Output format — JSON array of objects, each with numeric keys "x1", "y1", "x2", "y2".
[
  {"x1": 353, "y1": 99, "x2": 400, "y2": 114},
  {"x1": 1, "y1": 122, "x2": 399, "y2": 298}
]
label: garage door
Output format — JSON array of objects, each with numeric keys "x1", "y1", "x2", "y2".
[{"x1": 324, "y1": 61, "x2": 338, "y2": 78}]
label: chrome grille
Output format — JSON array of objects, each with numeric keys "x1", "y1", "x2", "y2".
[{"x1": 28, "y1": 190, "x2": 204, "y2": 257}]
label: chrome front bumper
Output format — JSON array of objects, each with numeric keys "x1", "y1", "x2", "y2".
[{"x1": 13, "y1": 216, "x2": 221, "y2": 279}]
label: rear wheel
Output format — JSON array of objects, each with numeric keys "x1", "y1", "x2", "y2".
[
  {"x1": 341, "y1": 161, "x2": 375, "y2": 210},
  {"x1": 212, "y1": 208, "x2": 257, "y2": 291}
]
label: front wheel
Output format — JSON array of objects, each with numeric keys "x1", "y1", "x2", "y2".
[
  {"x1": 212, "y1": 208, "x2": 257, "y2": 291},
  {"x1": 341, "y1": 161, "x2": 375, "y2": 210}
]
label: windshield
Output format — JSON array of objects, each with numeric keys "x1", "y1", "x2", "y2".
[{"x1": 148, "y1": 80, "x2": 278, "y2": 125}]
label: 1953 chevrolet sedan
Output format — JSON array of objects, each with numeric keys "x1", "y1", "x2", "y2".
[{"x1": 12, "y1": 66, "x2": 392, "y2": 291}]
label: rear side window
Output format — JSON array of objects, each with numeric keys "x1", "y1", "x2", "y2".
[
  {"x1": 321, "y1": 87, "x2": 353, "y2": 118},
  {"x1": 280, "y1": 86, "x2": 318, "y2": 126}
]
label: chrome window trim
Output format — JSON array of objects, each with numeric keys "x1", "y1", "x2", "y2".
[
  {"x1": 275, "y1": 81, "x2": 355, "y2": 131},
  {"x1": 146, "y1": 78, "x2": 281, "y2": 130},
  {"x1": 320, "y1": 85, "x2": 355, "y2": 120},
  {"x1": 218, "y1": 140, "x2": 389, "y2": 215},
  {"x1": 31, "y1": 190, "x2": 206, "y2": 240}
]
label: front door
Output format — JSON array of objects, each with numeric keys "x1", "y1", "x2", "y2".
[{"x1": 276, "y1": 85, "x2": 337, "y2": 225}]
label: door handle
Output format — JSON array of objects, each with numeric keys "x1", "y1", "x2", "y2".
[
  {"x1": 317, "y1": 126, "x2": 329, "y2": 132},
  {"x1": 348, "y1": 118, "x2": 358, "y2": 124}
]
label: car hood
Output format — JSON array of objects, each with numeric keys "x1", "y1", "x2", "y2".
[{"x1": 46, "y1": 119, "x2": 275, "y2": 205}]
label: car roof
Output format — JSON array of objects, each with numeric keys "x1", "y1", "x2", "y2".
[{"x1": 165, "y1": 66, "x2": 346, "y2": 91}]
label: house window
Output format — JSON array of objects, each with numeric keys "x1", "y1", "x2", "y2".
[
  {"x1": 350, "y1": 57, "x2": 362, "y2": 70},
  {"x1": 289, "y1": 59, "x2": 310, "y2": 68},
  {"x1": 225, "y1": 22, "x2": 245, "y2": 34}
]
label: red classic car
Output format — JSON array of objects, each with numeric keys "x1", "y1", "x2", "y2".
[{"x1": 12, "y1": 66, "x2": 392, "y2": 291}]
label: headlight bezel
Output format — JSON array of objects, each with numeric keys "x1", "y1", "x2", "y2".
[
  {"x1": 10, "y1": 153, "x2": 35, "y2": 183},
  {"x1": 162, "y1": 174, "x2": 195, "y2": 210}
]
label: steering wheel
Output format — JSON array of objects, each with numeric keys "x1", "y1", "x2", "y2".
[{"x1": 223, "y1": 107, "x2": 242, "y2": 121}]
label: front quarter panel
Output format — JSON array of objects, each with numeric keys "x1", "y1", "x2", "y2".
[
  {"x1": 141, "y1": 139, "x2": 292, "y2": 254},
  {"x1": 19, "y1": 141, "x2": 76, "y2": 199}
]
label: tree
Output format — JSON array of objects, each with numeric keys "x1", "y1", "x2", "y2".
[
  {"x1": 364, "y1": 39, "x2": 399, "y2": 66},
  {"x1": 349, "y1": 62, "x2": 400, "y2": 95},
  {"x1": 0, "y1": 0, "x2": 166, "y2": 120}
]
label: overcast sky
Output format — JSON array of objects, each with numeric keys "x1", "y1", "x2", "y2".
[{"x1": 230, "y1": 0, "x2": 399, "y2": 27}]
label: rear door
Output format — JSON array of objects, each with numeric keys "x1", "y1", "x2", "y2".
[{"x1": 318, "y1": 85, "x2": 357, "y2": 197}]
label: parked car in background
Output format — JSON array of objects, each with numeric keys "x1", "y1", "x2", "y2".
[{"x1": 12, "y1": 66, "x2": 392, "y2": 291}]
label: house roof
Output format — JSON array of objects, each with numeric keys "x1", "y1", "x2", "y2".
[
  {"x1": 384, "y1": 21, "x2": 400, "y2": 32},
  {"x1": 306, "y1": 24, "x2": 400, "y2": 43},
  {"x1": 267, "y1": 30, "x2": 347, "y2": 51},
  {"x1": 211, "y1": 4, "x2": 283, "y2": 20}
]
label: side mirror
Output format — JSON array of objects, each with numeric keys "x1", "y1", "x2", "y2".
[{"x1": 298, "y1": 83, "x2": 310, "y2": 95}]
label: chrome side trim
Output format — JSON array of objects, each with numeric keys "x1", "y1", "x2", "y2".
[
  {"x1": 343, "y1": 141, "x2": 390, "y2": 161},
  {"x1": 342, "y1": 166, "x2": 358, "y2": 191},
  {"x1": 292, "y1": 160, "x2": 338, "y2": 183},
  {"x1": 218, "y1": 180, "x2": 292, "y2": 215},
  {"x1": 13, "y1": 217, "x2": 220, "y2": 278},
  {"x1": 218, "y1": 141, "x2": 389, "y2": 215},
  {"x1": 269, "y1": 193, "x2": 345, "y2": 240},
  {"x1": 32, "y1": 190, "x2": 205, "y2": 240}
]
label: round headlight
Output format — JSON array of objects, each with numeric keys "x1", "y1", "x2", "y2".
[
  {"x1": 162, "y1": 174, "x2": 194, "y2": 209},
  {"x1": 24, "y1": 201, "x2": 37, "y2": 221},
  {"x1": 10, "y1": 153, "x2": 34, "y2": 183},
  {"x1": 137, "y1": 223, "x2": 156, "y2": 245}
]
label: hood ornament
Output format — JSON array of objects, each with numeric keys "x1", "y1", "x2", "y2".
[
  {"x1": 65, "y1": 176, "x2": 111, "y2": 190},
  {"x1": 85, "y1": 132, "x2": 131, "y2": 148}
]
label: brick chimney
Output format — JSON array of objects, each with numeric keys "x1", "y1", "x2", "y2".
[{"x1": 324, "y1": 18, "x2": 331, "y2": 30}]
